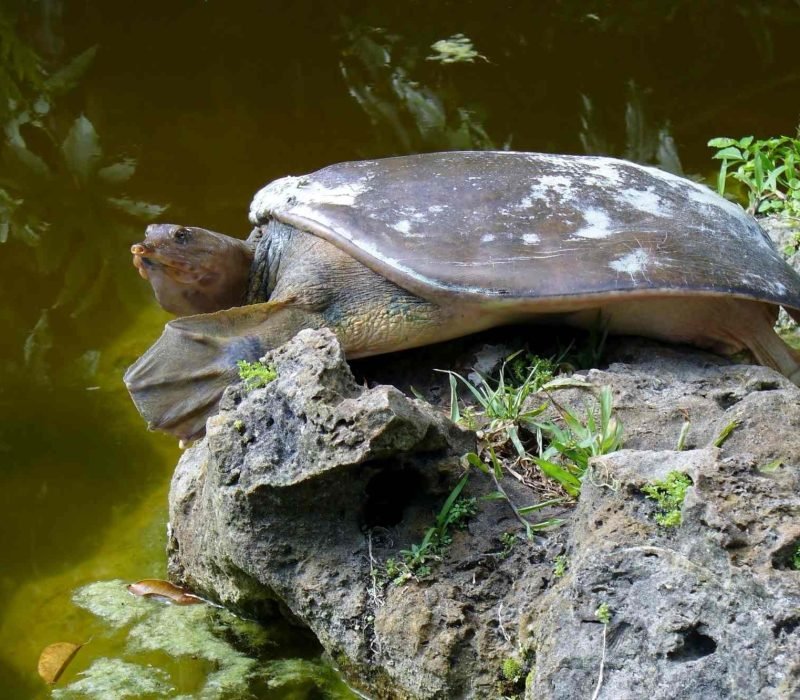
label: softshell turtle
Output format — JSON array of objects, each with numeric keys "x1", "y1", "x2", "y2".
[{"x1": 125, "y1": 151, "x2": 800, "y2": 440}]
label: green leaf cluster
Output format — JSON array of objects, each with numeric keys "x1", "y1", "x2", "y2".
[
  {"x1": 642, "y1": 471, "x2": 692, "y2": 527},
  {"x1": 708, "y1": 134, "x2": 800, "y2": 216},
  {"x1": 236, "y1": 359, "x2": 278, "y2": 391},
  {"x1": 595, "y1": 602, "x2": 612, "y2": 625}
]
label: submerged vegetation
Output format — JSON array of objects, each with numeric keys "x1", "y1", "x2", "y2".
[{"x1": 43, "y1": 580, "x2": 353, "y2": 698}]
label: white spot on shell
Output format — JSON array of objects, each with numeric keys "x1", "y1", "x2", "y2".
[
  {"x1": 619, "y1": 187, "x2": 666, "y2": 216},
  {"x1": 609, "y1": 249, "x2": 652, "y2": 279},
  {"x1": 249, "y1": 175, "x2": 370, "y2": 223},
  {"x1": 481, "y1": 233, "x2": 496, "y2": 243},
  {"x1": 393, "y1": 220, "x2": 412, "y2": 234},
  {"x1": 521, "y1": 175, "x2": 575, "y2": 207},
  {"x1": 428, "y1": 205, "x2": 446, "y2": 214},
  {"x1": 584, "y1": 160, "x2": 624, "y2": 187},
  {"x1": 573, "y1": 208, "x2": 615, "y2": 239},
  {"x1": 522, "y1": 233, "x2": 540, "y2": 244}
]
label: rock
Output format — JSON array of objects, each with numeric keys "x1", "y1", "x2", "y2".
[
  {"x1": 525, "y1": 448, "x2": 800, "y2": 699},
  {"x1": 167, "y1": 328, "x2": 800, "y2": 699}
]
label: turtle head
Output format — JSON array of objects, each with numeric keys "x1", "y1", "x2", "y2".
[{"x1": 131, "y1": 224, "x2": 254, "y2": 316}]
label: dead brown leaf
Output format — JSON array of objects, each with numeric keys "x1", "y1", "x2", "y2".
[
  {"x1": 37, "y1": 641, "x2": 83, "y2": 684},
  {"x1": 127, "y1": 578, "x2": 204, "y2": 605}
]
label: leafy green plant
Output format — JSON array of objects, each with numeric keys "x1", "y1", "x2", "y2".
[
  {"x1": 340, "y1": 24, "x2": 495, "y2": 153},
  {"x1": 642, "y1": 471, "x2": 692, "y2": 527},
  {"x1": 385, "y1": 474, "x2": 476, "y2": 584},
  {"x1": 499, "y1": 531, "x2": 517, "y2": 558},
  {"x1": 427, "y1": 33, "x2": 487, "y2": 64},
  {"x1": 532, "y1": 387, "x2": 624, "y2": 497},
  {"x1": 237, "y1": 359, "x2": 277, "y2": 391},
  {"x1": 708, "y1": 134, "x2": 800, "y2": 216},
  {"x1": 552, "y1": 554, "x2": 568, "y2": 578},
  {"x1": 792, "y1": 543, "x2": 800, "y2": 571}
]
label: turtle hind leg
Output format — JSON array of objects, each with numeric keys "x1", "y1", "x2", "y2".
[
  {"x1": 681, "y1": 299, "x2": 800, "y2": 386},
  {"x1": 736, "y1": 308, "x2": 800, "y2": 386},
  {"x1": 586, "y1": 296, "x2": 800, "y2": 386}
]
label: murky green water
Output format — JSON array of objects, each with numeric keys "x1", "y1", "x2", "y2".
[{"x1": 2, "y1": 1, "x2": 799, "y2": 697}]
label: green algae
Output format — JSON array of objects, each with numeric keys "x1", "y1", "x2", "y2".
[
  {"x1": 56, "y1": 579, "x2": 356, "y2": 699},
  {"x1": 51, "y1": 658, "x2": 172, "y2": 699}
]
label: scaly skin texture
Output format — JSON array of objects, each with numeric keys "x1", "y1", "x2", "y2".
[{"x1": 263, "y1": 223, "x2": 499, "y2": 357}]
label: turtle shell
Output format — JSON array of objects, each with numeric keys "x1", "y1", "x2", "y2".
[{"x1": 249, "y1": 151, "x2": 800, "y2": 314}]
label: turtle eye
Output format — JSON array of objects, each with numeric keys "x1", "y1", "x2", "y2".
[{"x1": 173, "y1": 228, "x2": 191, "y2": 244}]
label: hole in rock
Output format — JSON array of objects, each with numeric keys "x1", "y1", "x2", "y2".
[
  {"x1": 771, "y1": 537, "x2": 800, "y2": 571},
  {"x1": 772, "y1": 617, "x2": 799, "y2": 638},
  {"x1": 667, "y1": 626, "x2": 717, "y2": 662},
  {"x1": 362, "y1": 464, "x2": 425, "y2": 529}
]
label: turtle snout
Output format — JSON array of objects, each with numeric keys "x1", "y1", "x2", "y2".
[{"x1": 131, "y1": 242, "x2": 156, "y2": 280}]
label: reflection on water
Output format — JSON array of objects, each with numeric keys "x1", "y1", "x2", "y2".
[{"x1": 1, "y1": 1, "x2": 799, "y2": 697}]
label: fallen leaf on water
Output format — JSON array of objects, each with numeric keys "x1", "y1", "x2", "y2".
[
  {"x1": 38, "y1": 641, "x2": 84, "y2": 684},
  {"x1": 127, "y1": 578, "x2": 204, "y2": 605}
]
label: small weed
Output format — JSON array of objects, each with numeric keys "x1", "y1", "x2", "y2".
[
  {"x1": 532, "y1": 386, "x2": 624, "y2": 496},
  {"x1": 507, "y1": 351, "x2": 556, "y2": 387},
  {"x1": 642, "y1": 471, "x2": 692, "y2": 527},
  {"x1": 675, "y1": 416, "x2": 691, "y2": 451},
  {"x1": 713, "y1": 419, "x2": 740, "y2": 447},
  {"x1": 497, "y1": 648, "x2": 535, "y2": 699},
  {"x1": 445, "y1": 350, "x2": 622, "y2": 535},
  {"x1": 552, "y1": 554, "x2": 568, "y2": 578},
  {"x1": 499, "y1": 532, "x2": 517, "y2": 558},
  {"x1": 783, "y1": 230, "x2": 800, "y2": 257},
  {"x1": 708, "y1": 133, "x2": 800, "y2": 217},
  {"x1": 385, "y1": 474, "x2": 476, "y2": 585},
  {"x1": 465, "y1": 449, "x2": 566, "y2": 539},
  {"x1": 439, "y1": 356, "x2": 551, "y2": 430},
  {"x1": 233, "y1": 419, "x2": 245, "y2": 434},
  {"x1": 792, "y1": 543, "x2": 800, "y2": 571},
  {"x1": 236, "y1": 359, "x2": 277, "y2": 391},
  {"x1": 591, "y1": 602, "x2": 612, "y2": 700},
  {"x1": 501, "y1": 657, "x2": 522, "y2": 682},
  {"x1": 595, "y1": 602, "x2": 612, "y2": 625}
]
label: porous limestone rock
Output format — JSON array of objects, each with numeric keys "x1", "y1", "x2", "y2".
[{"x1": 168, "y1": 328, "x2": 800, "y2": 699}]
